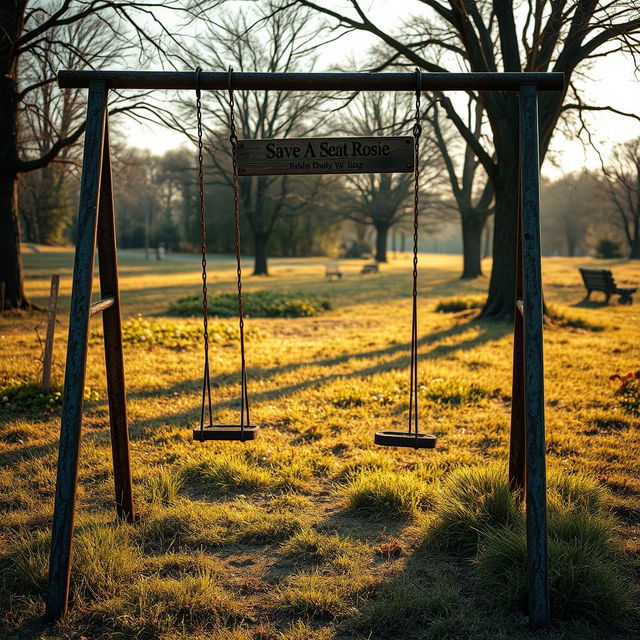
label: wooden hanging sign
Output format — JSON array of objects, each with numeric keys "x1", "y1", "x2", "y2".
[{"x1": 237, "y1": 137, "x2": 414, "y2": 176}]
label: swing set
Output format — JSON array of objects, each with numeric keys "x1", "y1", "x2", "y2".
[{"x1": 45, "y1": 68, "x2": 563, "y2": 629}]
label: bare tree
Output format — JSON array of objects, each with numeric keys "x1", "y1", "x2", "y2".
[
  {"x1": 428, "y1": 98, "x2": 493, "y2": 278},
  {"x1": 295, "y1": 0, "x2": 640, "y2": 317},
  {"x1": 336, "y1": 91, "x2": 444, "y2": 263},
  {"x1": 602, "y1": 137, "x2": 640, "y2": 259},
  {"x1": 189, "y1": 3, "x2": 331, "y2": 275},
  {"x1": 540, "y1": 171, "x2": 597, "y2": 257},
  {"x1": 0, "y1": 0, "x2": 205, "y2": 309}
]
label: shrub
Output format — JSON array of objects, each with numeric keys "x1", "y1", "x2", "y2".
[
  {"x1": 168, "y1": 290, "x2": 332, "y2": 318},
  {"x1": 594, "y1": 237, "x2": 623, "y2": 259},
  {"x1": 435, "y1": 296, "x2": 485, "y2": 313},
  {"x1": 609, "y1": 370, "x2": 640, "y2": 415}
]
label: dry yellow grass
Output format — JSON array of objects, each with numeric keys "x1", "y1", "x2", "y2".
[{"x1": 1, "y1": 249, "x2": 639, "y2": 639}]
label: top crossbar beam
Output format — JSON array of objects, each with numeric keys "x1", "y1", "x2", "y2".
[{"x1": 58, "y1": 71, "x2": 564, "y2": 92}]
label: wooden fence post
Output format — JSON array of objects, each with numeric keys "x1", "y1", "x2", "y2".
[{"x1": 42, "y1": 275, "x2": 60, "y2": 393}]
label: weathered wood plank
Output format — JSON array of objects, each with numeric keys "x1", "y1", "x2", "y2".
[
  {"x1": 237, "y1": 137, "x2": 414, "y2": 176},
  {"x1": 97, "y1": 120, "x2": 137, "y2": 523},
  {"x1": 45, "y1": 82, "x2": 107, "y2": 622},
  {"x1": 520, "y1": 83, "x2": 550, "y2": 630},
  {"x1": 58, "y1": 70, "x2": 565, "y2": 92}
]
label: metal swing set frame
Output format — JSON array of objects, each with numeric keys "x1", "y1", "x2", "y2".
[{"x1": 45, "y1": 69, "x2": 564, "y2": 629}]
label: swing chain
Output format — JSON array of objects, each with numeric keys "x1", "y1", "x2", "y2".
[
  {"x1": 196, "y1": 67, "x2": 213, "y2": 434},
  {"x1": 408, "y1": 69, "x2": 422, "y2": 443},
  {"x1": 228, "y1": 68, "x2": 250, "y2": 434}
]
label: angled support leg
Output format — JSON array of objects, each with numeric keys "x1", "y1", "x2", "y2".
[
  {"x1": 45, "y1": 83, "x2": 107, "y2": 622},
  {"x1": 520, "y1": 83, "x2": 550, "y2": 630},
  {"x1": 97, "y1": 119, "x2": 136, "y2": 522}
]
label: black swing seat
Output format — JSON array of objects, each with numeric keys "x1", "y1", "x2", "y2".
[
  {"x1": 193, "y1": 425, "x2": 259, "y2": 442},
  {"x1": 375, "y1": 430, "x2": 436, "y2": 449}
]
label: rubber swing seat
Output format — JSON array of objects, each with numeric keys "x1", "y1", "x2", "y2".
[
  {"x1": 374, "y1": 430, "x2": 436, "y2": 449},
  {"x1": 193, "y1": 425, "x2": 259, "y2": 442}
]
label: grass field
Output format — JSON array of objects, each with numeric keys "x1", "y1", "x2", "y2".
[{"x1": 1, "y1": 248, "x2": 639, "y2": 639}]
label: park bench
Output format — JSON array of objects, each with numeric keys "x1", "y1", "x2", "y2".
[
  {"x1": 325, "y1": 263, "x2": 343, "y2": 280},
  {"x1": 579, "y1": 267, "x2": 636, "y2": 305},
  {"x1": 360, "y1": 262, "x2": 379, "y2": 275}
]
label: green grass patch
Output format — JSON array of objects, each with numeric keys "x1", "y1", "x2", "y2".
[
  {"x1": 180, "y1": 451, "x2": 275, "y2": 494},
  {"x1": 143, "y1": 467, "x2": 184, "y2": 506},
  {"x1": 92, "y1": 571, "x2": 242, "y2": 635},
  {"x1": 91, "y1": 315, "x2": 253, "y2": 349},
  {"x1": 422, "y1": 378, "x2": 490, "y2": 406},
  {"x1": 353, "y1": 573, "x2": 464, "y2": 637},
  {"x1": 343, "y1": 469, "x2": 435, "y2": 518},
  {"x1": 282, "y1": 529, "x2": 368, "y2": 569},
  {"x1": 169, "y1": 290, "x2": 332, "y2": 318},
  {"x1": 0, "y1": 376, "x2": 99, "y2": 412},
  {"x1": 276, "y1": 571, "x2": 375, "y2": 619},
  {"x1": 428, "y1": 465, "x2": 522, "y2": 556},
  {"x1": 435, "y1": 296, "x2": 485, "y2": 313},
  {"x1": 135, "y1": 501, "x2": 304, "y2": 553}
]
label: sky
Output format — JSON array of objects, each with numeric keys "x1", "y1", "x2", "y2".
[{"x1": 124, "y1": 1, "x2": 640, "y2": 180}]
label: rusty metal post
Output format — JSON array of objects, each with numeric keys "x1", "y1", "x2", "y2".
[
  {"x1": 96, "y1": 120, "x2": 136, "y2": 522},
  {"x1": 520, "y1": 83, "x2": 550, "y2": 630},
  {"x1": 42, "y1": 274, "x2": 60, "y2": 393},
  {"x1": 45, "y1": 82, "x2": 107, "y2": 622}
]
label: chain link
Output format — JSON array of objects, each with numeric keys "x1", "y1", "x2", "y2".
[
  {"x1": 228, "y1": 68, "x2": 250, "y2": 436},
  {"x1": 408, "y1": 69, "x2": 422, "y2": 443},
  {"x1": 196, "y1": 67, "x2": 213, "y2": 434}
]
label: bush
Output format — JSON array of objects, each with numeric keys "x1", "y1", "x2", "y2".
[
  {"x1": 435, "y1": 296, "x2": 485, "y2": 313},
  {"x1": 594, "y1": 237, "x2": 623, "y2": 259},
  {"x1": 168, "y1": 290, "x2": 332, "y2": 318}
]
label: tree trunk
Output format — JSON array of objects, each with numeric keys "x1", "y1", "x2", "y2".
[
  {"x1": 630, "y1": 237, "x2": 640, "y2": 260},
  {"x1": 253, "y1": 233, "x2": 269, "y2": 275},
  {"x1": 481, "y1": 143, "x2": 519, "y2": 319},
  {"x1": 0, "y1": 62, "x2": 29, "y2": 310},
  {"x1": 460, "y1": 212, "x2": 484, "y2": 279},
  {"x1": 374, "y1": 223, "x2": 389, "y2": 263},
  {"x1": 0, "y1": 171, "x2": 27, "y2": 309}
]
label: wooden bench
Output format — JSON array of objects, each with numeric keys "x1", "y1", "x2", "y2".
[
  {"x1": 325, "y1": 263, "x2": 342, "y2": 280},
  {"x1": 579, "y1": 268, "x2": 636, "y2": 305},
  {"x1": 360, "y1": 262, "x2": 379, "y2": 275}
]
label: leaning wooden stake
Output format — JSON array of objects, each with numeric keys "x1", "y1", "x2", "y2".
[{"x1": 42, "y1": 275, "x2": 60, "y2": 393}]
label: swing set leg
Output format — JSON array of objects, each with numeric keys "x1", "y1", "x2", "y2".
[{"x1": 45, "y1": 83, "x2": 135, "y2": 621}]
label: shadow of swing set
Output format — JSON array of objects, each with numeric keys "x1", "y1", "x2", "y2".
[{"x1": 45, "y1": 68, "x2": 564, "y2": 629}]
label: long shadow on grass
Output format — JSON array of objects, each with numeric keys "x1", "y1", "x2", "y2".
[{"x1": 126, "y1": 318, "x2": 510, "y2": 437}]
